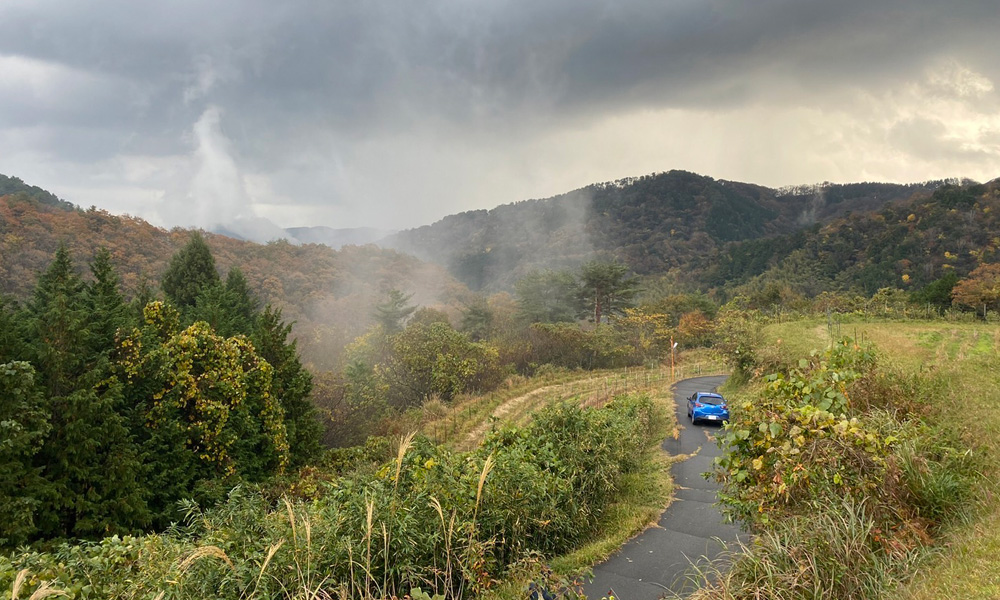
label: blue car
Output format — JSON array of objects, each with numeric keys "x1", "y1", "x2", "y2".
[{"x1": 687, "y1": 392, "x2": 729, "y2": 425}]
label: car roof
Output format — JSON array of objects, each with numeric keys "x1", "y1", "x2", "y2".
[{"x1": 695, "y1": 392, "x2": 723, "y2": 398}]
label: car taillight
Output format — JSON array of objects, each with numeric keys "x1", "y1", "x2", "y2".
[{"x1": 694, "y1": 402, "x2": 703, "y2": 407}]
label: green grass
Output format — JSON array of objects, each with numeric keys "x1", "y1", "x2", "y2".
[
  {"x1": 762, "y1": 317, "x2": 1000, "y2": 600},
  {"x1": 413, "y1": 350, "x2": 727, "y2": 451}
]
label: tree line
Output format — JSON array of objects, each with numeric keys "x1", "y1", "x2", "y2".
[{"x1": 0, "y1": 233, "x2": 320, "y2": 547}]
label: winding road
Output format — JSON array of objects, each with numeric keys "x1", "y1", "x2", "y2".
[{"x1": 582, "y1": 375, "x2": 745, "y2": 600}]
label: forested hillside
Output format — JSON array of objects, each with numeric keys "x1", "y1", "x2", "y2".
[
  {"x1": 713, "y1": 180, "x2": 1000, "y2": 300},
  {"x1": 382, "y1": 170, "x2": 944, "y2": 291},
  {"x1": 0, "y1": 194, "x2": 468, "y2": 371}
]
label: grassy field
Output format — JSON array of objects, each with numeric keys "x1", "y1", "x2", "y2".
[
  {"x1": 407, "y1": 349, "x2": 727, "y2": 450},
  {"x1": 763, "y1": 317, "x2": 1000, "y2": 599}
]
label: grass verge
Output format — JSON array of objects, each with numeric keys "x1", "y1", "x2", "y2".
[{"x1": 743, "y1": 317, "x2": 1000, "y2": 600}]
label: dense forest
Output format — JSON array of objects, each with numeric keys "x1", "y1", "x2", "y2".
[
  {"x1": 382, "y1": 170, "x2": 948, "y2": 291},
  {"x1": 4, "y1": 173, "x2": 1000, "y2": 533},
  {"x1": 0, "y1": 235, "x2": 321, "y2": 545}
]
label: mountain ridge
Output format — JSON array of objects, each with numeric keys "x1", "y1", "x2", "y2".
[{"x1": 378, "y1": 170, "x2": 951, "y2": 291}]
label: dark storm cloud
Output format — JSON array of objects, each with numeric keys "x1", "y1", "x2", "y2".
[
  {"x1": 5, "y1": 0, "x2": 996, "y2": 134},
  {"x1": 1, "y1": 0, "x2": 998, "y2": 229}
]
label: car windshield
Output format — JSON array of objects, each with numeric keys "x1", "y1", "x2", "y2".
[{"x1": 699, "y1": 395, "x2": 724, "y2": 406}]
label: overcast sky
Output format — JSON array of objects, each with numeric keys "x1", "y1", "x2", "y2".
[{"x1": 2, "y1": 0, "x2": 999, "y2": 235}]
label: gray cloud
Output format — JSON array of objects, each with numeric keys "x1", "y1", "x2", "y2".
[{"x1": 0, "y1": 0, "x2": 999, "y2": 230}]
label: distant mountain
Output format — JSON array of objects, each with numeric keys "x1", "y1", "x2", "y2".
[
  {"x1": 213, "y1": 215, "x2": 300, "y2": 245},
  {"x1": 0, "y1": 190, "x2": 470, "y2": 371},
  {"x1": 286, "y1": 226, "x2": 395, "y2": 249},
  {"x1": 381, "y1": 170, "x2": 945, "y2": 291}
]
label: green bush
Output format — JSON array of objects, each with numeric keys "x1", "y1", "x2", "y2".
[
  {"x1": 706, "y1": 337, "x2": 981, "y2": 600},
  {"x1": 1, "y1": 395, "x2": 664, "y2": 600}
]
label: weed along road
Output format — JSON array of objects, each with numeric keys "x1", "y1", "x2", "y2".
[{"x1": 583, "y1": 375, "x2": 744, "y2": 600}]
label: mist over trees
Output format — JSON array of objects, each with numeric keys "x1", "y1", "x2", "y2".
[{"x1": 383, "y1": 171, "x2": 949, "y2": 292}]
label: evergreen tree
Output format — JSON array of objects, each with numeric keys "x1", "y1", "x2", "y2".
[
  {"x1": 190, "y1": 267, "x2": 259, "y2": 337},
  {"x1": 117, "y1": 303, "x2": 293, "y2": 521},
  {"x1": 0, "y1": 361, "x2": 51, "y2": 546},
  {"x1": 129, "y1": 278, "x2": 157, "y2": 322},
  {"x1": 20, "y1": 247, "x2": 150, "y2": 540},
  {"x1": 373, "y1": 289, "x2": 416, "y2": 334},
  {"x1": 26, "y1": 245, "x2": 90, "y2": 396},
  {"x1": 86, "y1": 247, "x2": 132, "y2": 357},
  {"x1": 0, "y1": 297, "x2": 27, "y2": 363},
  {"x1": 33, "y1": 382, "x2": 150, "y2": 539},
  {"x1": 910, "y1": 271, "x2": 960, "y2": 312},
  {"x1": 460, "y1": 296, "x2": 494, "y2": 341},
  {"x1": 253, "y1": 305, "x2": 322, "y2": 465},
  {"x1": 224, "y1": 268, "x2": 259, "y2": 324},
  {"x1": 161, "y1": 231, "x2": 220, "y2": 309},
  {"x1": 21, "y1": 247, "x2": 150, "y2": 540}
]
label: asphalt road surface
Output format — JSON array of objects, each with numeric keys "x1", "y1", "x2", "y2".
[{"x1": 582, "y1": 375, "x2": 744, "y2": 600}]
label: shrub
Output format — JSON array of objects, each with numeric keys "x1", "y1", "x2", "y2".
[{"x1": 1, "y1": 395, "x2": 664, "y2": 600}]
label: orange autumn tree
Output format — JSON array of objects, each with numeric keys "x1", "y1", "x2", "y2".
[{"x1": 952, "y1": 263, "x2": 1000, "y2": 315}]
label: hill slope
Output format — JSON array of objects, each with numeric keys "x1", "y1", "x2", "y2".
[
  {"x1": 381, "y1": 170, "x2": 944, "y2": 291},
  {"x1": 0, "y1": 193, "x2": 470, "y2": 371},
  {"x1": 712, "y1": 180, "x2": 1000, "y2": 297}
]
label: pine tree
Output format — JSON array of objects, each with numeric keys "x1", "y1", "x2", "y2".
[
  {"x1": 161, "y1": 231, "x2": 220, "y2": 309},
  {"x1": 578, "y1": 261, "x2": 639, "y2": 325},
  {"x1": 373, "y1": 289, "x2": 416, "y2": 334}
]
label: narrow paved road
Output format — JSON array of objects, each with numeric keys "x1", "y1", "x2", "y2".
[{"x1": 582, "y1": 375, "x2": 744, "y2": 600}]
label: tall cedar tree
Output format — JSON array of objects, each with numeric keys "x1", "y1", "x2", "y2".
[
  {"x1": 189, "y1": 267, "x2": 259, "y2": 337},
  {"x1": 0, "y1": 361, "x2": 51, "y2": 546},
  {"x1": 0, "y1": 297, "x2": 27, "y2": 364},
  {"x1": 87, "y1": 247, "x2": 133, "y2": 355},
  {"x1": 27, "y1": 245, "x2": 89, "y2": 396},
  {"x1": 26, "y1": 246, "x2": 149, "y2": 540},
  {"x1": 161, "y1": 231, "x2": 220, "y2": 309}
]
